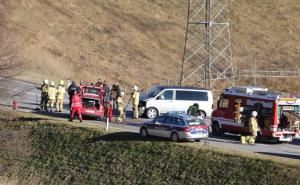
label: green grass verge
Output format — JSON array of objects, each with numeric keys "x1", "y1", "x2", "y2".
[{"x1": 1, "y1": 110, "x2": 300, "y2": 185}]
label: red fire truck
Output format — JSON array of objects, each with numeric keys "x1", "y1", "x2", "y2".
[
  {"x1": 212, "y1": 86, "x2": 300, "y2": 142},
  {"x1": 80, "y1": 85, "x2": 105, "y2": 120}
]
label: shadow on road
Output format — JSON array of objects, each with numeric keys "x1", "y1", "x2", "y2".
[
  {"x1": 84, "y1": 132, "x2": 167, "y2": 143},
  {"x1": 33, "y1": 110, "x2": 70, "y2": 119},
  {"x1": 257, "y1": 152, "x2": 300, "y2": 160}
]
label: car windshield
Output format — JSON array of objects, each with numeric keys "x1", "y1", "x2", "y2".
[
  {"x1": 84, "y1": 87, "x2": 100, "y2": 96},
  {"x1": 145, "y1": 86, "x2": 163, "y2": 98},
  {"x1": 187, "y1": 118, "x2": 205, "y2": 126}
]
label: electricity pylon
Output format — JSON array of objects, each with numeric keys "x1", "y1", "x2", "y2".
[{"x1": 179, "y1": 0, "x2": 235, "y2": 89}]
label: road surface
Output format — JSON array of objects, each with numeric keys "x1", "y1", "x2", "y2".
[{"x1": 1, "y1": 77, "x2": 300, "y2": 160}]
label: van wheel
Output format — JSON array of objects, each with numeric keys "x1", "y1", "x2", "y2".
[
  {"x1": 212, "y1": 122, "x2": 223, "y2": 136},
  {"x1": 198, "y1": 111, "x2": 206, "y2": 119},
  {"x1": 170, "y1": 132, "x2": 180, "y2": 142},
  {"x1": 146, "y1": 107, "x2": 158, "y2": 119}
]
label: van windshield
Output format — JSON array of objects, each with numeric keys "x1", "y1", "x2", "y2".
[{"x1": 145, "y1": 86, "x2": 163, "y2": 98}]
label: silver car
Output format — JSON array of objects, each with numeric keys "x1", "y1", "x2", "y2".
[{"x1": 140, "y1": 112, "x2": 209, "y2": 142}]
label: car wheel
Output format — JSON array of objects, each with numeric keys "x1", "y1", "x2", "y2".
[
  {"x1": 212, "y1": 122, "x2": 223, "y2": 136},
  {"x1": 140, "y1": 127, "x2": 148, "y2": 138},
  {"x1": 170, "y1": 132, "x2": 180, "y2": 142},
  {"x1": 198, "y1": 111, "x2": 206, "y2": 119},
  {"x1": 146, "y1": 107, "x2": 158, "y2": 119}
]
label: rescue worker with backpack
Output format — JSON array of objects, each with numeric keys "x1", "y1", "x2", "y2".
[
  {"x1": 56, "y1": 80, "x2": 65, "y2": 112},
  {"x1": 69, "y1": 90, "x2": 83, "y2": 122},
  {"x1": 131, "y1": 85, "x2": 140, "y2": 119},
  {"x1": 47, "y1": 81, "x2": 57, "y2": 112},
  {"x1": 187, "y1": 103, "x2": 199, "y2": 117},
  {"x1": 37, "y1": 79, "x2": 49, "y2": 110},
  {"x1": 117, "y1": 92, "x2": 125, "y2": 123}
]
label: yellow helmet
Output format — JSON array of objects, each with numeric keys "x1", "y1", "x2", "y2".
[{"x1": 59, "y1": 80, "x2": 64, "y2": 85}]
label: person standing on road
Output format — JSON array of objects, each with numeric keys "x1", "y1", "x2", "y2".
[
  {"x1": 69, "y1": 90, "x2": 83, "y2": 122},
  {"x1": 131, "y1": 85, "x2": 140, "y2": 119},
  {"x1": 246, "y1": 111, "x2": 259, "y2": 145},
  {"x1": 187, "y1": 103, "x2": 199, "y2": 117},
  {"x1": 68, "y1": 81, "x2": 80, "y2": 109},
  {"x1": 37, "y1": 79, "x2": 49, "y2": 110},
  {"x1": 110, "y1": 83, "x2": 117, "y2": 110},
  {"x1": 117, "y1": 92, "x2": 125, "y2": 123},
  {"x1": 47, "y1": 81, "x2": 57, "y2": 112},
  {"x1": 103, "y1": 82, "x2": 111, "y2": 117},
  {"x1": 56, "y1": 80, "x2": 65, "y2": 112}
]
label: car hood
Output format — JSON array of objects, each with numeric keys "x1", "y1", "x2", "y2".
[{"x1": 139, "y1": 95, "x2": 153, "y2": 102}]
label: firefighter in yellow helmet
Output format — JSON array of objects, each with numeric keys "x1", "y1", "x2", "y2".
[
  {"x1": 131, "y1": 85, "x2": 140, "y2": 119},
  {"x1": 246, "y1": 111, "x2": 259, "y2": 144},
  {"x1": 37, "y1": 79, "x2": 49, "y2": 110},
  {"x1": 56, "y1": 80, "x2": 65, "y2": 112},
  {"x1": 117, "y1": 92, "x2": 125, "y2": 123},
  {"x1": 47, "y1": 81, "x2": 57, "y2": 112}
]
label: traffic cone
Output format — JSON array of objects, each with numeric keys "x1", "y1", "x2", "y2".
[{"x1": 12, "y1": 99, "x2": 18, "y2": 110}]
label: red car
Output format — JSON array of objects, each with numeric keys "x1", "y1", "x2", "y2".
[{"x1": 80, "y1": 85, "x2": 105, "y2": 120}]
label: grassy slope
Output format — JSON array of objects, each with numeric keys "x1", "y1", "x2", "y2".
[
  {"x1": 0, "y1": 0, "x2": 299, "y2": 92},
  {"x1": 1, "y1": 109, "x2": 300, "y2": 185}
]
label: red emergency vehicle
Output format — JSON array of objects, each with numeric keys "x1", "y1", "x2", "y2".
[
  {"x1": 212, "y1": 86, "x2": 300, "y2": 142},
  {"x1": 80, "y1": 85, "x2": 105, "y2": 120}
]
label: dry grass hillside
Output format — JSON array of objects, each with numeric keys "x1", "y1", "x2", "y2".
[{"x1": 0, "y1": 0, "x2": 299, "y2": 92}]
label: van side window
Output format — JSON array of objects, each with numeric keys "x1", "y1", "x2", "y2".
[
  {"x1": 176, "y1": 91, "x2": 208, "y2": 101},
  {"x1": 158, "y1": 90, "x2": 173, "y2": 100},
  {"x1": 218, "y1": 98, "x2": 229, "y2": 108}
]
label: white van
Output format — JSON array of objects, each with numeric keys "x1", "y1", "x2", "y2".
[{"x1": 139, "y1": 86, "x2": 213, "y2": 119}]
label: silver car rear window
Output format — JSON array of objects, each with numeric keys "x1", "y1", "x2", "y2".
[{"x1": 187, "y1": 119, "x2": 205, "y2": 126}]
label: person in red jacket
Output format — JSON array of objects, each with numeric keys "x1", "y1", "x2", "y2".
[{"x1": 69, "y1": 90, "x2": 83, "y2": 122}]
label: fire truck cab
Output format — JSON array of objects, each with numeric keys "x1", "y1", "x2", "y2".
[
  {"x1": 80, "y1": 85, "x2": 105, "y2": 120},
  {"x1": 212, "y1": 86, "x2": 300, "y2": 142}
]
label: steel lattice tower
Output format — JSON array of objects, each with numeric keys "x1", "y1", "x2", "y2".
[{"x1": 179, "y1": 0, "x2": 234, "y2": 89}]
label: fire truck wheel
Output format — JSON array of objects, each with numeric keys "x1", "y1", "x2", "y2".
[
  {"x1": 255, "y1": 132, "x2": 262, "y2": 143},
  {"x1": 212, "y1": 122, "x2": 223, "y2": 136}
]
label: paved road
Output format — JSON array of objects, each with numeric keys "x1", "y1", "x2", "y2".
[{"x1": 1, "y1": 77, "x2": 300, "y2": 160}]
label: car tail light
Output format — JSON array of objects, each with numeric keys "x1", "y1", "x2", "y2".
[{"x1": 183, "y1": 127, "x2": 190, "y2": 132}]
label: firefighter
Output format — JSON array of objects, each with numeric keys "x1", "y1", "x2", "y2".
[
  {"x1": 69, "y1": 90, "x2": 83, "y2": 122},
  {"x1": 56, "y1": 80, "x2": 65, "y2": 112},
  {"x1": 187, "y1": 103, "x2": 199, "y2": 117},
  {"x1": 47, "y1": 81, "x2": 57, "y2": 112},
  {"x1": 131, "y1": 85, "x2": 140, "y2": 119},
  {"x1": 117, "y1": 92, "x2": 125, "y2": 123},
  {"x1": 246, "y1": 111, "x2": 259, "y2": 145},
  {"x1": 37, "y1": 79, "x2": 49, "y2": 110}
]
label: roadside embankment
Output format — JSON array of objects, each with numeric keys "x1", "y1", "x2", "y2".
[{"x1": 1, "y1": 109, "x2": 299, "y2": 185}]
